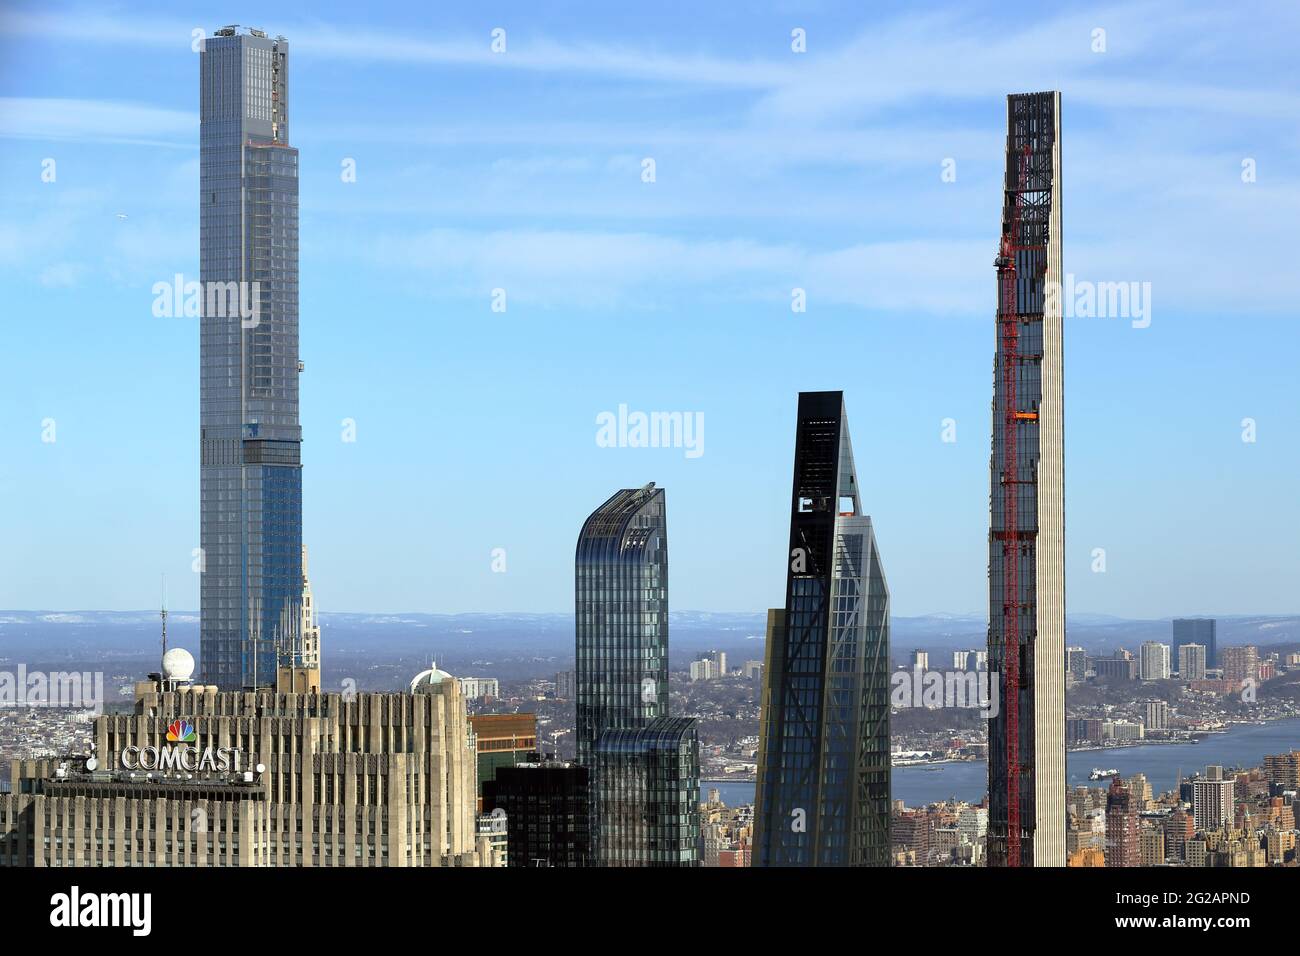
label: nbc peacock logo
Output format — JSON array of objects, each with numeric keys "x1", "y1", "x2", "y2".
[{"x1": 166, "y1": 719, "x2": 196, "y2": 744}]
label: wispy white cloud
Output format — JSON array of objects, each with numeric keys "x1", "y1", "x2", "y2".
[
  {"x1": 344, "y1": 215, "x2": 1297, "y2": 319},
  {"x1": 746, "y1": 4, "x2": 1300, "y2": 122},
  {"x1": 0, "y1": 97, "x2": 194, "y2": 146},
  {"x1": 3, "y1": 2, "x2": 1295, "y2": 119},
  {"x1": 0, "y1": 9, "x2": 793, "y2": 88},
  {"x1": 357, "y1": 227, "x2": 992, "y2": 314},
  {"x1": 3, "y1": 2, "x2": 1296, "y2": 322}
]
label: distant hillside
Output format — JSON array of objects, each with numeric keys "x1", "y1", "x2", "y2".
[{"x1": 4, "y1": 610, "x2": 1297, "y2": 670}]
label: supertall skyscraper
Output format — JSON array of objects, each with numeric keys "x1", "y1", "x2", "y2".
[
  {"x1": 199, "y1": 27, "x2": 304, "y2": 689},
  {"x1": 575, "y1": 483, "x2": 700, "y2": 865},
  {"x1": 754, "y1": 391, "x2": 891, "y2": 866},
  {"x1": 987, "y1": 91, "x2": 1066, "y2": 867}
]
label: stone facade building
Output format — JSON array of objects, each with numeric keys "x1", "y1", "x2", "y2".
[{"x1": 1, "y1": 667, "x2": 491, "y2": 868}]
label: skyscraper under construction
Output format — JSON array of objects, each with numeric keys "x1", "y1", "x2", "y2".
[{"x1": 987, "y1": 91, "x2": 1066, "y2": 867}]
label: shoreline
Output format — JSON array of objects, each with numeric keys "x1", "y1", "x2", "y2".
[{"x1": 701, "y1": 716, "x2": 1297, "y2": 786}]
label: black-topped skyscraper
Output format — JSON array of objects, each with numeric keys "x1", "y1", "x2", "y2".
[
  {"x1": 199, "y1": 27, "x2": 304, "y2": 690},
  {"x1": 574, "y1": 484, "x2": 699, "y2": 865},
  {"x1": 754, "y1": 391, "x2": 891, "y2": 866},
  {"x1": 987, "y1": 91, "x2": 1066, "y2": 867}
]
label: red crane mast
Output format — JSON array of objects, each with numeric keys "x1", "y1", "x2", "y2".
[{"x1": 995, "y1": 143, "x2": 1032, "y2": 865}]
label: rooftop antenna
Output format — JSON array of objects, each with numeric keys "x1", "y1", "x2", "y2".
[{"x1": 160, "y1": 573, "x2": 168, "y2": 668}]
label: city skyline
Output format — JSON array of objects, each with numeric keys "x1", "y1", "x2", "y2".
[
  {"x1": 1, "y1": 2, "x2": 1297, "y2": 929},
  {"x1": 4, "y1": 2, "x2": 1299, "y2": 621}
]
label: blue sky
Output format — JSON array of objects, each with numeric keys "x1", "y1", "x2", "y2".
[{"x1": 1, "y1": 1, "x2": 1297, "y2": 618}]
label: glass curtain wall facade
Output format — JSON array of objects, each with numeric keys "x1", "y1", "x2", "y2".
[
  {"x1": 574, "y1": 483, "x2": 700, "y2": 866},
  {"x1": 1172, "y1": 618, "x2": 1217, "y2": 671},
  {"x1": 574, "y1": 484, "x2": 669, "y2": 768},
  {"x1": 754, "y1": 391, "x2": 891, "y2": 866},
  {"x1": 482, "y1": 761, "x2": 590, "y2": 868},
  {"x1": 592, "y1": 717, "x2": 700, "y2": 867},
  {"x1": 987, "y1": 90, "x2": 1066, "y2": 867},
  {"x1": 200, "y1": 28, "x2": 304, "y2": 689}
]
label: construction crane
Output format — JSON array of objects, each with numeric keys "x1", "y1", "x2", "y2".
[{"x1": 995, "y1": 142, "x2": 1032, "y2": 865}]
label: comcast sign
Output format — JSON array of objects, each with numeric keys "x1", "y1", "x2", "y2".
[{"x1": 119, "y1": 720, "x2": 244, "y2": 773}]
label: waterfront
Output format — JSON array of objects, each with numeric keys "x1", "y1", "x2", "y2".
[{"x1": 705, "y1": 717, "x2": 1300, "y2": 807}]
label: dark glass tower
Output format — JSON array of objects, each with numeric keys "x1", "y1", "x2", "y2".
[
  {"x1": 1172, "y1": 618, "x2": 1217, "y2": 671},
  {"x1": 574, "y1": 484, "x2": 699, "y2": 865},
  {"x1": 199, "y1": 27, "x2": 304, "y2": 689},
  {"x1": 754, "y1": 391, "x2": 891, "y2": 866},
  {"x1": 987, "y1": 91, "x2": 1065, "y2": 867},
  {"x1": 574, "y1": 484, "x2": 669, "y2": 768},
  {"x1": 482, "y1": 757, "x2": 590, "y2": 868}
]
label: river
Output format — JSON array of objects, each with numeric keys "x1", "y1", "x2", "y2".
[{"x1": 704, "y1": 717, "x2": 1300, "y2": 807}]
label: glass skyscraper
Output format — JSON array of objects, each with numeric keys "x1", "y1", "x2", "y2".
[
  {"x1": 754, "y1": 391, "x2": 891, "y2": 866},
  {"x1": 592, "y1": 717, "x2": 700, "y2": 866},
  {"x1": 574, "y1": 483, "x2": 699, "y2": 865},
  {"x1": 574, "y1": 484, "x2": 669, "y2": 768},
  {"x1": 199, "y1": 27, "x2": 304, "y2": 689},
  {"x1": 1172, "y1": 618, "x2": 1217, "y2": 671}
]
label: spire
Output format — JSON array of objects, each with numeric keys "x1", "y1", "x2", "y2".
[{"x1": 160, "y1": 573, "x2": 168, "y2": 667}]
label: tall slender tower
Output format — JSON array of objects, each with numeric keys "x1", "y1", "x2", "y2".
[
  {"x1": 199, "y1": 27, "x2": 303, "y2": 689},
  {"x1": 754, "y1": 391, "x2": 891, "y2": 866},
  {"x1": 987, "y1": 91, "x2": 1066, "y2": 867},
  {"x1": 574, "y1": 483, "x2": 699, "y2": 865}
]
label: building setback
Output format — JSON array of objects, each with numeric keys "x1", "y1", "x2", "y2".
[
  {"x1": 200, "y1": 27, "x2": 306, "y2": 689},
  {"x1": 987, "y1": 90, "x2": 1066, "y2": 867},
  {"x1": 1, "y1": 668, "x2": 490, "y2": 867},
  {"x1": 754, "y1": 391, "x2": 891, "y2": 866},
  {"x1": 591, "y1": 718, "x2": 700, "y2": 866},
  {"x1": 574, "y1": 483, "x2": 699, "y2": 865}
]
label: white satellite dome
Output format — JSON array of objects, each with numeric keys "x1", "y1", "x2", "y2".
[
  {"x1": 162, "y1": 647, "x2": 196, "y2": 682},
  {"x1": 410, "y1": 663, "x2": 454, "y2": 693}
]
